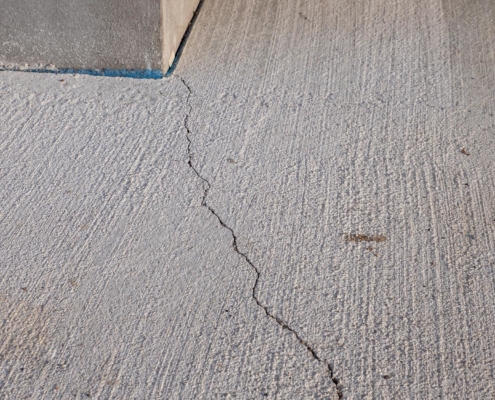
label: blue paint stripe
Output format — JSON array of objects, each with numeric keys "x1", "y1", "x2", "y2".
[{"x1": 0, "y1": 67, "x2": 163, "y2": 80}]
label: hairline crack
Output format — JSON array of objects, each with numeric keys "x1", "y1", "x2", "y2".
[{"x1": 175, "y1": 74, "x2": 342, "y2": 399}]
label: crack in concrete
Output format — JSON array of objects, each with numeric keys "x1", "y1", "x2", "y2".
[{"x1": 175, "y1": 75, "x2": 343, "y2": 400}]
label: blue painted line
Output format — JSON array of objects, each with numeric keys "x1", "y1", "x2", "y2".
[
  {"x1": 0, "y1": 67, "x2": 163, "y2": 80},
  {"x1": 59, "y1": 68, "x2": 163, "y2": 79}
]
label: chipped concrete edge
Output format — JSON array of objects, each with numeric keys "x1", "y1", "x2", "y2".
[{"x1": 161, "y1": 0, "x2": 202, "y2": 72}]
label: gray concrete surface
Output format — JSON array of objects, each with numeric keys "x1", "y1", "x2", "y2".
[
  {"x1": 0, "y1": 0, "x2": 200, "y2": 73},
  {"x1": 0, "y1": 74, "x2": 333, "y2": 399},
  {"x1": 1, "y1": 0, "x2": 495, "y2": 399}
]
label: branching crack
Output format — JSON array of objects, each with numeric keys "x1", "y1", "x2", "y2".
[{"x1": 176, "y1": 75, "x2": 342, "y2": 399}]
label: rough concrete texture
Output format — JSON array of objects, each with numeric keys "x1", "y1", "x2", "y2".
[
  {"x1": 0, "y1": 0, "x2": 199, "y2": 72},
  {"x1": 1, "y1": 0, "x2": 495, "y2": 399},
  {"x1": 0, "y1": 74, "x2": 334, "y2": 399}
]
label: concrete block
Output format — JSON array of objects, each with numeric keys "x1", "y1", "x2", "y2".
[{"x1": 0, "y1": 0, "x2": 200, "y2": 76}]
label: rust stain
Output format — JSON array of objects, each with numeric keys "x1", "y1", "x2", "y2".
[{"x1": 344, "y1": 233, "x2": 387, "y2": 243}]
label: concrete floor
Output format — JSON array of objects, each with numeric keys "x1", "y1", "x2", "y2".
[{"x1": 1, "y1": 0, "x2": 495, "y2": 399}]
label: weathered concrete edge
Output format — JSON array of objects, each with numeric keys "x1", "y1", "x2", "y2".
[
  {"x1": 161, "y1": 0, "x2": 202, "y2": 71},
  {"x1": 0, "y1": 64, "x2": 163, "y2": 79}
]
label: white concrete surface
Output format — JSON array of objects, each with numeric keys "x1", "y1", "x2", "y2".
[{"x1": 1, "y1": 0, "x2": 495, "y2": 399}]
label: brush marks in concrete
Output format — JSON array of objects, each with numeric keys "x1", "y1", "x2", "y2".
[
  {"x1": 0, "y1": 72, "x2": 335, "y2": 398},
  {"x1": 176, "y1": 0, "x2": 495, "y2": 398}
]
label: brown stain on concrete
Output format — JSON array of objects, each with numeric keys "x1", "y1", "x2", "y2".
[
  {"x1": 344, "y1": 234, "x2": 387, "y2": 243},
  {"x1": 0, "y1": 295, "x2": 54, "y2": 382}
]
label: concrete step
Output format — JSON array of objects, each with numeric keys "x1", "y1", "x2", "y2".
[{"x1": 0, "y1": 0, "x2": 200, "y2": 77}]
